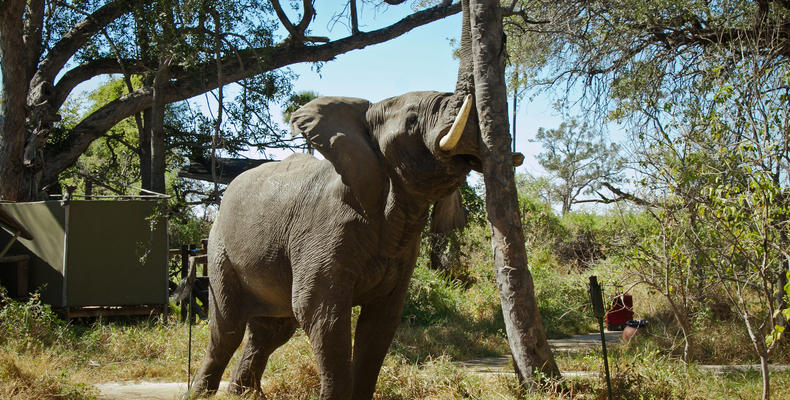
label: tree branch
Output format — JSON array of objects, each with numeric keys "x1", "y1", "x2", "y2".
[
  {"x1": 53, "y1": 57, "x2": 149, "y2": 108},
  {"x1": 270, "y1": 0, "x2": 299, "y2": 40},
  {"x1": 600, "y1": 182, "x2": 652, "y2": 206},
  {"x1": 32, "y1": 0, "x2": 148, "y2": 88},
  {"x1": 295, "y1": 0, "x2": 315, "y2": 36},
  {"x1": 502, "y1": 8, "x2": 549, "y2": 25},
  {"x1": 41, "y1": 0, "x2": 462, "y2": 184},
  {"x1": 272, "y1": 0, "x2": 316, "y2": 43},
  {"x1": 350, "y1": 0, "x2": 359, "y2": 34}
]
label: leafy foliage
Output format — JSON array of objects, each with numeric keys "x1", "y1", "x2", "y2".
[{"x1": 0, "y1": 289, "x2": 73, "y2": 351}]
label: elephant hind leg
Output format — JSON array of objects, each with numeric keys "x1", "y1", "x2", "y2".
[
  {"x1": 188, "y1": 248, "x2": 245, "y2": 396},
  {"x1": 229, "y1": 316, "x2": 298, "y2": 395}
]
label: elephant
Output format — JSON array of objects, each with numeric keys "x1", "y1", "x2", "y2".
[
  {"x1": 188, "y1": 90, "x2": 485, "y2": 399},
  {"x1": 185, "y1": 2, "x2": 518, "y2": 399}
]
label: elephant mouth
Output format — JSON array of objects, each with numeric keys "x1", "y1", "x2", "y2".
[
  {"x1": 456, "y1": 153, "x2": 483, "y2": 172},
  {"x1": 452, "y1": 152, "x2": 524, "y2": 173}
]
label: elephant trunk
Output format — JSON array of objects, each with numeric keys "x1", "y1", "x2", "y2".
[
  {"x1": 442, "y1": 0, "x2": 475, "y2": 152},
  {"x1": 454, "y1": 0, "x2": 474, "y2": 97}
]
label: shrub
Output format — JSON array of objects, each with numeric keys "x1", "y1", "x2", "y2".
[
  {"x1": 530, "y1": 263, "x2": 595, "y2": 338},
  {"x1": 402, "y1": 265, "x2": 464, "y2": 326},
  {"x1": 0, "y1": 288, "x2": 73, "y2": 350},
  {"x1": 554, "y1": 212, "x2": 604, "y2": 269}
]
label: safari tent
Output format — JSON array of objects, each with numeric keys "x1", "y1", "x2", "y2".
[{"x1": 0, "y1": 200, "x2": 168, "y2": 316}]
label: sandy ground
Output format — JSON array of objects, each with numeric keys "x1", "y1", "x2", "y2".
[{"x1": 95, "y1": 381, "x2": 228, "y2": 400}]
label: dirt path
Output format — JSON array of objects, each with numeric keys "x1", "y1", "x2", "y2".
[
  {"x1": 95, "y1": 381, "x2": 228, "y2": 400},
  {"x1": 456, "y1": 331, "x2": 621, "y2": 374}
]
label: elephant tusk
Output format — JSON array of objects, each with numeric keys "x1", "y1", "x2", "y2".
[{"x1": 439, "y1": 94, "x2": 473, "y2": 151}]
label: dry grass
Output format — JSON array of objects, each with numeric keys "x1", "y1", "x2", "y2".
[
  {"x1": 3, "y1": 307, "x2": 790, "y2": 399},
  {"x1": 3, "y1": 222, "x2": 790, "y2": 400},
  {"x1": 0, "y1": 349, "x2": 96, "y2": 400}
]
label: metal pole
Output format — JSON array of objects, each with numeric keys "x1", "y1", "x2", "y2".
[{"x1": 589, "y1": 276, "x2": 613, "y2": 400}]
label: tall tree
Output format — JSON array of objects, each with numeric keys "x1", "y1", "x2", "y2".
[
  {"x1": 534, "y1": 118, "x2": 624, "y2": 214},
  {"x1": 0, "y1": 0, "x2": 461, "y2": 201},
  {"x1": 469, "y1": 0, "x2": 560, "y2": 386}
]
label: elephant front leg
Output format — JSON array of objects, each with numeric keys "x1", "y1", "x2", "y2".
[
  {"x1": 351, "y1": 283, "x2": 410, "y2": 400},
  {"x1": 293, "y1": 290, "x2": 354, "y2": 400}
]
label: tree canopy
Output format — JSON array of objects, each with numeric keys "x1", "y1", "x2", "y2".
[
  {"x1": 533, "y1": 117, "x2": 624, "y2": 214},
  {"x1": 0, "y1": 0, "x2": 461, "y2": 201},
  {"x1": 504, "y1": 2, "x2": 790, "y2": 398}
]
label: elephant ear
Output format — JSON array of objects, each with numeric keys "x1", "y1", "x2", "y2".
[
  {"x1": 290, "y1": 96, "x2": 385, "y2": 214},
  {"x1": 430, "y1": 188, "x2": 466, "y2": 234}
]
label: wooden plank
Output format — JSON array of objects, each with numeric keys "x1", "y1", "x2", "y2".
[
  {"x1": 65, "y1": 305, "x2": 166, "y2": 319},
  {"x1": 178, "y1": 158, "x2": 275, "y2": 184}
]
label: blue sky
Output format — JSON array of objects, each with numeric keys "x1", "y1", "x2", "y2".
[{"x1": 269, "y1": 2, "x2": 563, "y2": 176}]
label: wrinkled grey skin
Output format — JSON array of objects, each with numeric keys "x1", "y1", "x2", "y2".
[{"x1": 188, "y1": 91, "x2": 483, "y2": 400}]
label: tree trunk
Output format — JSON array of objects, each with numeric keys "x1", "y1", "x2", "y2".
[
  {"x1": 776, "y1": 228, "x2": 788, "y2": 329},
  {"x1": 561, "y1": 197, "x2": 571, "y2": 215},
  {"x1": 149, "y1": 56, "x2": 171, "y2": 194},
  {"x1": 140, "y1": 108, "x2": 152, "y2": 191},
  {"x1": 469, "y1": 0, "x2": 560, "y2": 385},
  {"x1": 760, "y1": 353, "x2": 770, "y2": 400},
  {"x1": 0, "y1": 0, "x2": 32, "y2": 201},
  {"x1": 136, "y1": 16, "x2": 153, "y2": 193}
]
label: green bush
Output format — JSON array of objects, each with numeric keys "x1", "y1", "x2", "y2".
[
  {"x1": 519, "y1": 193, "x2": 566, "y2": 251},
  {"x1": 554, "y1": 212, "x2": 604, "y2": 269},
  {"x1": 402, "y1": 265, "x2": 464, "y2": 326},
  {"x1": 0, "y1": 288, "x2": 73, "y2": 350},
  {"x1": 530, "y1": 263, "x2": 595, "y2": 338},
  {"x1": 168, "y1": 210, "x2": 212, "y2": 247}
]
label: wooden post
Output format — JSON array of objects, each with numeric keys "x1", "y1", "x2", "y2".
[
  {"x1": 469, "y1": 0, "x2": 560, "y2": 384},
  {"x1": 180, "y1": 244, "x2": 189, "y2": 322},
  {"x1": 201, "y1": 238, "x2": 208, "y2": 276}
]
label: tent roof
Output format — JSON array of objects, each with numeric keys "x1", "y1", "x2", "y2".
[{"x1": 0, "y1": 207, "x2": 34, "y2": 240}]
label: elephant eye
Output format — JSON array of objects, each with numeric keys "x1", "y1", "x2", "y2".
[{"x1": 405, "y1": 113, "x2": 418, "y2": 129}]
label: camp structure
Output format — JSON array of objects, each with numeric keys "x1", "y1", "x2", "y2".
[{"x1": 0, "y1": 199, "x2": 168, "y2": 318}]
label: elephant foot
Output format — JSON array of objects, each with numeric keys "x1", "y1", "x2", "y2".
[
  {"x1": 180, "y1": 380, "x2": 215, "y2": 400},
  {"x1": 228, "y1": 381, "x2": 263, "y2": 398}
]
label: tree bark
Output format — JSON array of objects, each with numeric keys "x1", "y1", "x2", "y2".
[
  {"x1": 0, "y1": 0, "x2": 31, "y2": 201},
  {"x1": 140, "y1": 108, "x2": 153, "y2": 191},
  {"x1": 760, "y1": 354, "x2": 770, "y2": 400},
  {"x1": 469, "y1": 0, "x2": 560, "y2": 385},
  {"x1": 149, "y1": 56, "x2": 171, "y2": 194}
]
